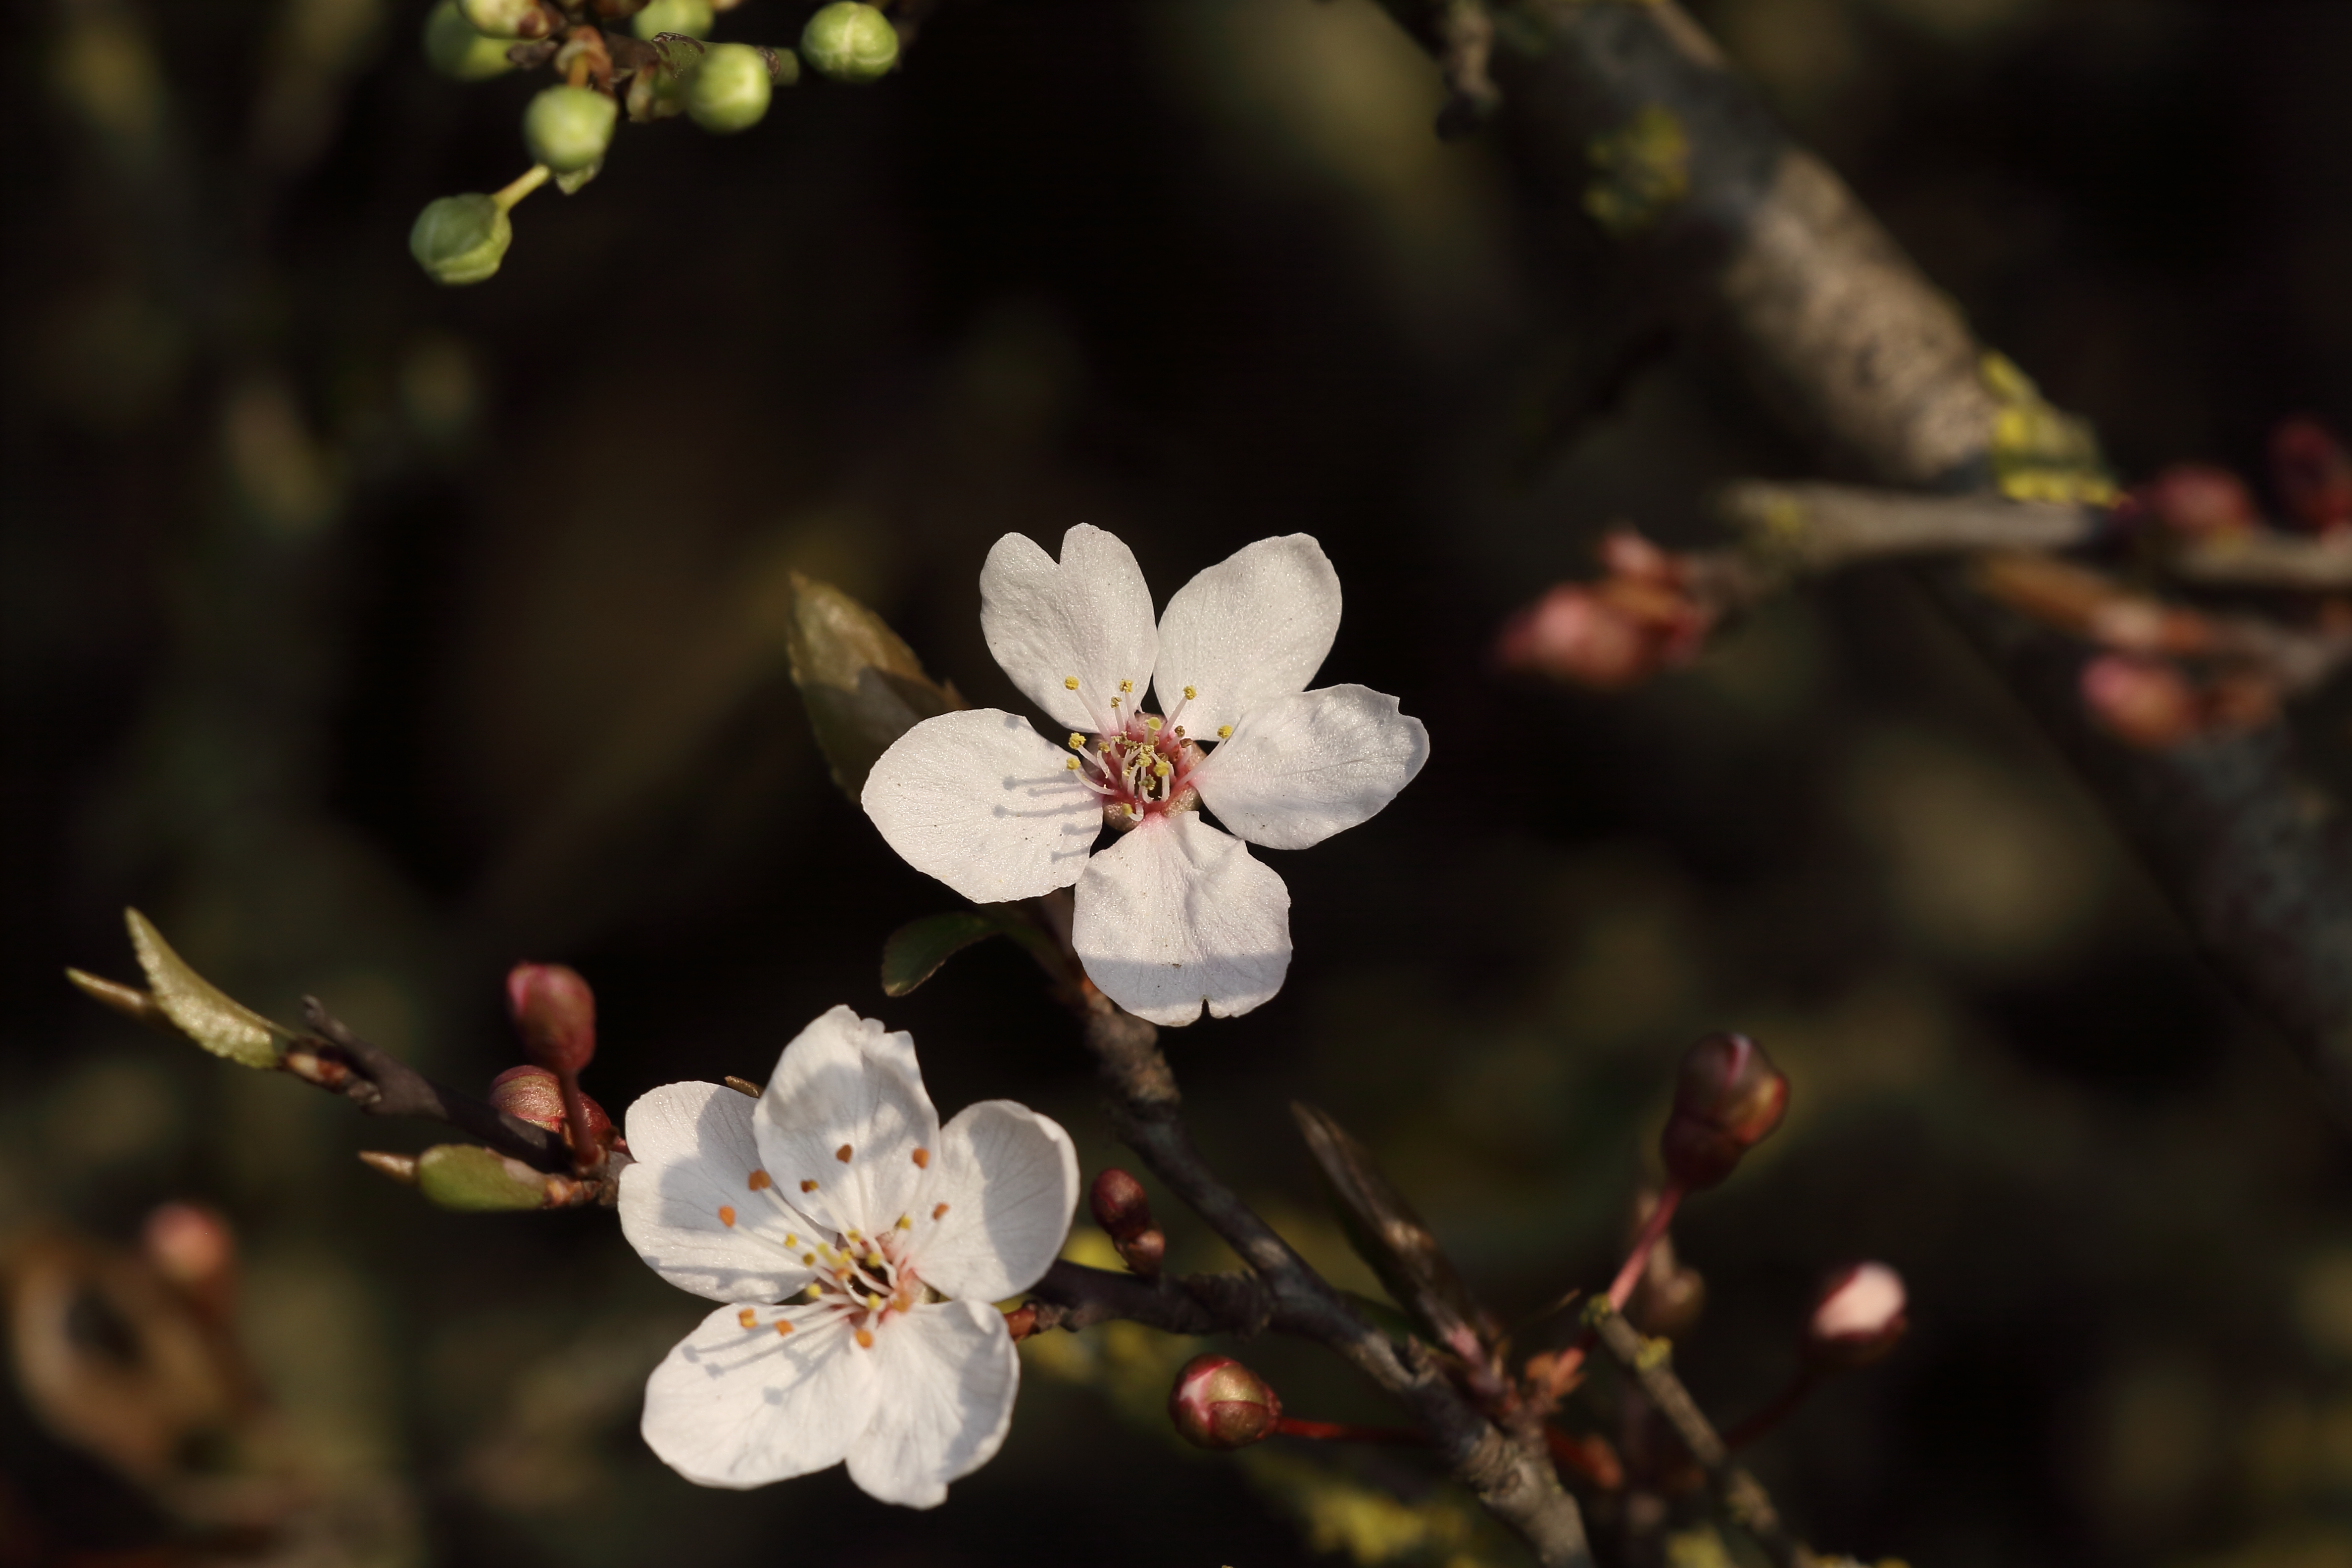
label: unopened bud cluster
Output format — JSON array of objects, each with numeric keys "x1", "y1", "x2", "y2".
[
  {"x1": 1168, "y1": 1354, "x2": 1281, "y2": 1449},
  {"x1": 1495, "y1": 531, "x2": 1713, "y2": 691},
  {"x1": 1661, "y1": 1031, "x2": 1788, "y2": 1191},
  {"x1": 1089, "y1": 1167, "x2": 1165, "y2": 1278},
  {"x1": 1805, "y1": 1262, "x2": 1908, "y2": 1371}
]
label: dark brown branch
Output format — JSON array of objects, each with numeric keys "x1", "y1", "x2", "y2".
[
  {"x1": 1073, "y1": 986, "x2": 1594, "y2": 1568},
  {"x1": 1368, "y1": 0, "x2": 2352, "y2": 1126},
  {"x1": 1027, "y1": 1260, "x2": 1270, "y2": 1336},
  {"x1": 292, "y1": 998, "x2": 576, "y2": 1175},
  {"x1": 1584, "y1": 1304, "x2": 1813, "y2": 1568}
]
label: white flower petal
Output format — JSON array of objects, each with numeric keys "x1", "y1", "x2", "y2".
[
  {"x1": 618, "y1": 1081, "x2": 818, "y2": 1304},
  {"x1": 755, "y1": 1006, "x2": 940, "y2": 1239},
  {"x1": 1151, "y1": 534, "x2": 1341, "y2": 740},
  {"x1": 980, "y1": 525, "x2": 1158, "y2": 735},
  {"x1": 1070, "y1": 813, "x2": 1291, "y2": 1026},
  {"x1": 861, "y1": 709, "x2": 1102, "y2": 903},
  {"x1": 1194, "y1": 684, "x2": 1429, "y2": 850},
  {"x1": 640, "y1": 1305, "x2": 877, "y2": 1489},
  {"x1": 912, "y1": 1101, "x2": 1079, "y2": 1303},
  {"x1": 843, "y1": 1300, "x2": 1019, "y2": 1509}
]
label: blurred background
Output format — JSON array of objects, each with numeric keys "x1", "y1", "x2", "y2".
[{"x1": 6, "y1": 0, "x2": 2352, "y2": 1562}]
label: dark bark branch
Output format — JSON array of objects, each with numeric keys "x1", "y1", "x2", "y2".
[
  {"x1": 1369, "y1": 0, "x2": 2352, "y2": 1126},
  {"x1": 1072, "y1": 987, "x2": 1594, "y2": 1568},
  {"x1": 292, "y1": 998, "x2": 579, "y2": 1175},
  {"x1": 1584, "y1": 1305, "x2": 1812, "y2": 1568}
]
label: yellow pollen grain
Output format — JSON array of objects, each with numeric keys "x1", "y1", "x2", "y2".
[
  {"x1": 747, "y1": 1169, "x2": 772, "y2": 1191},
  {"x1": 1217, "y1": 725, "x2": 1232, "y2": 739},
  {"x1": 737, "y1": 1307, "x2": 758, "y2": 1329},
  {"x1": 803, "y1": 1283, "x2": 821, "y2": 1300},
  {"x1": 855, "y1": 1328, "x2": 874, "y2": 1349},
  {"x1": 775, "y1": 1319, "x2": 794, "y2": 1336},
  {"x1": 1063, "y1": 676, "x2": 1078, "y2": 690},
  {"x1": 835, "y1": 1143, "x2": 853, "y2": 1163},
  {"x1": 800, "y1": 1178, "x2": 818, "y2": 1192},
  {"x1": 933, "y1": 1202, "x2": 950, "y2": 1220},
  {"x1": 912, "y1": 1147, "x2": 930, "y2": 1169},
  {"x1": 801, "y1": 1253, "x2": 817, "y2": 1267},
  {"x1": 1119, "y1": 679, "x2": 1133, "y2": 693},
  {"x1": 1067, "y1": 733, "x2": 1085, "y2": 749},
  {"x1": 1183, "y1": 685, "x2": 1196, "y2": 700},
  {"x1": 847, "y1": 1229, "x2": 862, "y2": 1242},
  {"x1": 1065, "y1": 758, "x2": 1078, "y2": 771},
  {"x1": 895, "y1": 1215, "x2": 913, "y2": 1230},
  {"x1": 784, "y1": 1233, "x2": 798, "y2": 1248},
  {"x1": 717, "y1": 1205, "x2": 736, "y2": 1228}
]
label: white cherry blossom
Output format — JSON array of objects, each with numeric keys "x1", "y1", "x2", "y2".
[
  {"x1": 861, "y1": 526, "x2": 1429, "y2": 1026},
  {"x1": 619, "y1": 1005, "x2": 1078, "y2": 1507}
]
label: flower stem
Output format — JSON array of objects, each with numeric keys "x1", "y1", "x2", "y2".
[
  {"x1": 554, "y1": 1067, "x2": 602, "y2": 1175},
  {"x1": 491, "y1": 165, "x2": 551, "y2": 213},
  {"x1": 1269, "y1": 1415, "x2": 1427, "y2": 1445},
  {"x1": 1606, "y1": 1183, "x2": 1682, "y2": 1315}
]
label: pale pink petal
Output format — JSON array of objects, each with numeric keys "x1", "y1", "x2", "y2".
[
  {"x1": 640, "y1": 1304, "x2": 877, "y2": 1489},
  {"x1": 1070, "y1": 813, "x2": 1291, "y2": 1026},
  {"x1": 618, "y1": 1081, "x2": 820, "y2": 1304},
  {"x1": 1151, "y1": 535, "x2": 1341, "y2": 741},
  {"x1": 912, "y1": 1101, "x2": 1079, "y2": 1303},
  {"x1": 843, "y1": 1300, "x2": 1019, "y2": 1508},
  {"x1": 980, "y1": 525, "x2": 1158, "y2": 735},
  {"x1": 861, "y1": 709, "x2": 1101, "y2": 903},
  {"x1": 1194, "y1": 684, "x2": 1428, "y2": 850},
  {"x1": 754, "y1": 1007, "x2": 939, "y2": 1240}
]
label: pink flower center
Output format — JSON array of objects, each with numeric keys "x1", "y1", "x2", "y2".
[{"x1": 1066, "y1": 709, "x2": 1208, "y2": 829}]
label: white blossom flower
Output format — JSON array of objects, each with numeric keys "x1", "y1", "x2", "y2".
[
  {"x1": 618, "y1": 1005, "x2": 1078, "y2": 1507},
  {"x1": 861, "y1": 526, "x2": 1429, "y2": 1026}
]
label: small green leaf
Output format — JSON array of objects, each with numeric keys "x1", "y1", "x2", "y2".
[
  {"x1": 64, "y1": 968, "x2": 173, "y2": 1032},
  {"x1": 783, "y1": 573, "x2": 961, "y2": 799},
  {"x1": 123, "y1": 909, "x2": 295, "y2": 1068},
  {"x1": 882, "y1": 909, "x2": 1063, "y2": 996},
  {"x1": 416, "y1": 1144, "x2": 549, "y2": 1211}
]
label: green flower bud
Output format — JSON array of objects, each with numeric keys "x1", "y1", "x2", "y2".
[
  {"x1": 631, "y1": 0, "x2": 714, "y2": 40},
  {"x1": 799, "y1": 1, "x2": 897, "y2": 83},
  {"x1": 686, "y1": 42, "x2": 772, "y2": 132},
  {"x1": 523, "y1": 84, "x2": 617, "y2": 174},
  {"x1": 424, "y1": 0, "x2": 517, "y2": 79},
  {"x1": 409, "y1": 194, "x2": 512, "y2": 287},
  {"x1": 457, "y1": 0, "x2": 548, "y2": 41},
  {"x1": 416, "y1": 1144, "x2": 550, "y2": 1212}
]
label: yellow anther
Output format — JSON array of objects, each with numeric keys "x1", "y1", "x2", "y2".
[
  {"x1": 863, "y1": 1292, "x2": 883, "y2": 1310},
  {"x1": 801, "y1": 1252, "x2": 817, "y2": 1267},
  {"x1": 802, "y1": 1279, "x2": 819, "y2": 1295},
  {"x1": 1153, "y1": 759, "x2": 1171, "y2": 778},
  {"x1": 775, "y1": 1319, "x2": 794, "y2": 1336},
  {"x1": 895, "y1": 1215, "x2": 913, "y2": 1230},
  {"x1": 835, "y1": 1143, "x2": 853, "y2": 1163},
  {"x1": 1173, "y1": 726, "x2": 1186, "y2": 738},
  {"x1": 855, "y1": 1328, "x2": 874, "y2": 1349},
  {"x1": 1119, "y1": 679, "x2": 1133, "y2": 693},
  {"x1": 933, "y1": 1202, "x2": 950, "y2": 1220},
  {"x1": 1183, "y1": 685, "x2": 1197, "y2": 700},
  {"x1": 1144, "y1": 716, "x2": 1161, "y2": 732},
  {"x1": 717, "y1": 1205, "x2": 736, "y2": 1228},
  {"x1": 747, "y1": 1169, "x2": 772, "y2": 1191},
  {"x1": 1065, "y1": 758, "x2": 1079, "y2": 771},
  {"x1": 865, "y1": 1251, "x2": 884, "y2": 1268},
  {"x1": 1110, "y1": 696, "x2": 1122, "y2": 709},
  {"x1": 1068, "y1": 733, "x2": 1085, "y2": 749},
  {"x1": 846, "y1": 1229, "x2": 861, "y2": 1242},
  {"x1": 800, "y1": 1178, "x2": 818, "y2": 1192},
  {"x1": 784, "y1": 1233, "x2": 797, "y2": 1248},
  {"x1": 1217, "y1": 725, "x2": 1232, "y2": 739},
  {"x1": 737, "y1": 1307, "x2": 758, "y2": 1329},
  {"x1": 1063, "y1": 676, "x2": 1079, "y2": 690}
]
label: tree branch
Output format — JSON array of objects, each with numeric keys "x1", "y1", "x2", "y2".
[
  {"x1": 1071, "y1": 986, "x2": 1595, "y2": 1568},
  {"x1": 1370, "y1": 0, "x2": 2352, "y2": 1126}
]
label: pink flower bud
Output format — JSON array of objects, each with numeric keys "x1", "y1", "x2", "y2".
[
  {"x1": 2080, "y1": 655, "x2": 2200, "y2": 750},
  {"x1": 2270, "y1": 417, "x2": 2352, "y2": 533},
  {"x1": 507, "y1": 962, "x2": 596, "y2": 1074},
  {"x1": 1168, "y1": 1353, "x2": 1282, "y2": 1450},
  {"x1": 1805, "y1": 1262, "x2": 1908, "y2": 1370},
  {"x1": 1496, "y1": 585, "x2": 1659, "y2": 690},
  {"x1": 1661, "y1": 1032, "x2": 1789, "y2": 1191},
  {"x1": 489, "y1": 1064, "x2": 614, "y2": 1151},
  {"x1": 142, "y1": 1202, "x2": 235, "y2": 1310},
  {"x1": 2136, "y1": 464, "x2": 2256, "y2": 539},
  {"x1": 1598, "y1": 528, "x2": 1679, "y2": 587}
]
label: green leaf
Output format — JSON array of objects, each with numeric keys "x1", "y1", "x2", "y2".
[
  {"x1": 415, "y1": 1144, "x2": 550, "y2": 1211},
  {"x1": 881, "y1": 909, "x2": 1064, "y2": 997},
  {"x1": 122, "y1": 909, "x2": 295, "y2": 1069},
  {"x1": 783, "y1": 573, "x2": 961, "y2": 800}
]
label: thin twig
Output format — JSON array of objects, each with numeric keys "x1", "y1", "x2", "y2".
[
  {"x1": 1584, "y1": 1303, "x2": 1813, "y2": 1568},
  {"x1": 1071, "y1": 985, "x2": 1594, "y2": 1568}
]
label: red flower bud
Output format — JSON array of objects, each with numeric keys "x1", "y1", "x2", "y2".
[
  {"x1": 489, "y1": 1064, "x2": 614, "y2": 1151},
  {"x1": 142, "y1": 1201, "x2": 236, "y2": 1320},
  {"x1": 1168, "y1": 1353, "x2": 1281, "y2": 1450},
  {"x1": 507, "y1": 962, "x2": 596, "y2": 1074},
  {"x1": 1116, "y1": 1227, "x2": 1166, "y2": 1279},
  {"x1": 1496, "y1": 585, "x2": 1665, "y2": 691},
  {"x1": 2270, "y1": 417, "x2": 2352, "y2": 534},
  {"x1": 1090, "y1": 1167, "x2": 1155, "y2": 1240},
  {"x1": 1661, "y1": 1032, "x2": 1788, "y2": 1191},
  {"x1": 1804, "y1": 1262, "x2": 1908, "y2": 1371},
  {"x1": 2080, "y1": 655, "x2": 2201, "y2": 750},
  {"x1": 2135, "y1": 464, "x2": 2256, "y2": 539}
]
